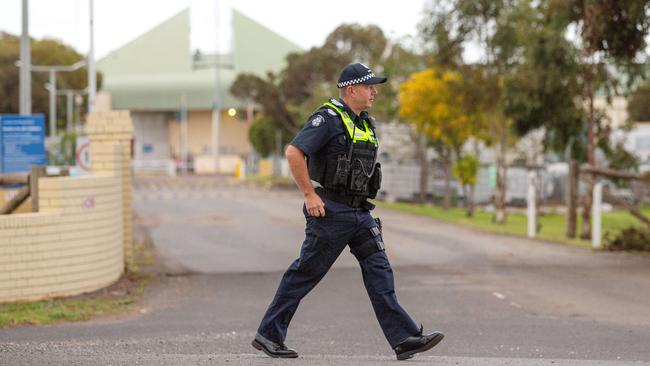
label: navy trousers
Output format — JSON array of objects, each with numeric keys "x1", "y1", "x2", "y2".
[{"x1": 257, "y1": 198, "x2": 420, "y2": 348}]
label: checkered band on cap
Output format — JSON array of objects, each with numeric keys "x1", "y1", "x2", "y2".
[{"x1": 337, "y1": 72, "x2": 376, "y2": 88}]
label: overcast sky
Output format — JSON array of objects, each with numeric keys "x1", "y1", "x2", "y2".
[{"x1": 0, "y1": 0, "x2": 431, "y2": 59}]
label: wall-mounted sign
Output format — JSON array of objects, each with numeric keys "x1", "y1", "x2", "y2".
[{"x1": 0, "y1": 114, "x2": 46, "y2": 174}]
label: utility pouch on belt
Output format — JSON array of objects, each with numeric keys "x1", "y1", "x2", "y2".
[
  {"x1": 368, "y1": 162, "x2": 382, "y2": 199},
  {"x1": 349, "y1": 160, "x2": 369, "y2": 193},
  {"x1": 333, "y1": 155, "x2": 351, "y2": 189}
]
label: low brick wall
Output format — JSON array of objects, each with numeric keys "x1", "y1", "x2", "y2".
[
  {"x1": 0, "y1": 174, "x2": 124, "y2": 302},
  {"x1": 0, "y1": 110, "x2": 133, "y2": 303}
]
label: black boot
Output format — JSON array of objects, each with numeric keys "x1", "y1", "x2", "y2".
[
  {"x1": 251, "y1": 333, "x2": 298, "y2": 358},
  {"x1": 393, "y1": 326, "x2": 444, "y2": 361}
]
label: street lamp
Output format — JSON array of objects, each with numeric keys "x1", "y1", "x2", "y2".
[
  {"x1": 18, "y1": 0, "x2": 96, "y2": 117},
  {"x1": 212, "y1": 0, "x2": 221, "y2": 173},
  {"x1": 19, "y1": 60, "x2": 88, "y2": 138},
  {"x1": 191, "y1": 1, "x2": 233, "y2": 174},
  {"x1": 88, "y1": 0, "x2": 96, "y2": 113},
  {"x1": 19, "y1": 0, "x2": 30, "y2": 115}
]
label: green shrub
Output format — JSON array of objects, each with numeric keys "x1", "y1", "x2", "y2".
[
  {"x1": 248, "y1": 116, "x2": 275, "y2": 156},
  {"x1": 248, "y1": 116, "x2": 291, "y2": 157},
  {"x1": 604, "y1": 226, "x2": 650, "y2": 251}
]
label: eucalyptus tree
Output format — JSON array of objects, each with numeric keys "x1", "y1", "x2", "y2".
[
  {"x1": 557, "y1": 0, "x2": 650, "y2": 239},
  {"x1": 231, "y1": 24, "x2": 421, "y2": 155},
  {"x1": 419, "y1": 0, "x2": 518, "y2": 224}
]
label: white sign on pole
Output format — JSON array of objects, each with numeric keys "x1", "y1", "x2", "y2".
[{"x1": 75, "y1": 136, "x2": 91, "y2": 175}]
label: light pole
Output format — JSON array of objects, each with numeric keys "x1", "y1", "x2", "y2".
[
  {"x1": 191, "y1": 1, "x2": 233, "y2": 174},
  {"x1": 88, "y1": 0, "x2": 96, "y2": 113},
  {"x1": 211, "y1": 0, "x2": 221, "y2": 173},
  {"x1": 56, "y1": 89, "x2": 87, "y2": 133},
  {"x1": 17, "y1": 0, "x2": 95, "y2": 118},
  {"x1": 19, "y1": 0, "x2": 31, "y2": 115},
  {"x1": 22, "y1": 60, "x2": 87, "y2": 137},
  {"x1": 180, "y1": 93, "x2": 188, "y2": 175}
]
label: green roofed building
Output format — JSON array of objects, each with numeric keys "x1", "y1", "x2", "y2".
[{"x1": 96, "y1": 9, "x2": 301, "y2": 174}]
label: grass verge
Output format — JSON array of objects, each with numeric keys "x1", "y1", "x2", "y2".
[
  {"x1": 244, "y1": 174, "x2": 295, "y2": 188},
  {"x1": 0, "y1": 236, "x2": 154, "y2": 328},
  {"x1": 376, "y1": 201, "x2": 649, "y2": 248}
]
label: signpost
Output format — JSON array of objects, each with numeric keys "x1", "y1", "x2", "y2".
[
  {"x1": 0, "y1": 114, "x2": 46, "y2": 175},
  {"x1": 75, "y1": 135, "x2": 91, "y2": 174}
]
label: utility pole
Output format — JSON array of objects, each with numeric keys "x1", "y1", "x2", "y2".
[
  {"x1": 88, "y1": 0, "x2": 96, "y2": 113},
  {"x1": 19, "y1": 0, "x2": 31, "y2": 115}
]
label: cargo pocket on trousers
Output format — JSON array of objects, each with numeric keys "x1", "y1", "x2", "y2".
[{"x1": 297, "y1": 233, "x2": 322, "y2": 275}]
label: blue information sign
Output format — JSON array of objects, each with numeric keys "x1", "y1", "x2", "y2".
[{"x1": 0, "y1": 114, "x2": 47, "y2": 174}]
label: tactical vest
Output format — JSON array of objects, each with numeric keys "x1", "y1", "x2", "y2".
[{"x1": 320, "y1": 99, "x2": 380, "y2": 198}]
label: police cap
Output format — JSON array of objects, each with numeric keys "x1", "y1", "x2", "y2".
[{"x1": 337, "y1": 63, "x2": 387, "y2": 88}]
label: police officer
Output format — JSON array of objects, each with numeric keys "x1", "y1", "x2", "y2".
[{"x1": 251, "y1": 63, "x2": 444, "y2": 361}]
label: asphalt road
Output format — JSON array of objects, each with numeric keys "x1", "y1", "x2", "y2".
[{"x1": 1, "y1": 177, "x2": 650, "y2": 366}]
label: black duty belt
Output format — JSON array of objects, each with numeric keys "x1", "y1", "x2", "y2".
[{"x1": 315, "y1": 187, "x2": 375, "y2": 210}]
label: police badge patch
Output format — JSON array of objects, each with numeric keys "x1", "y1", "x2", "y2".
[{"x1": 311, "y1": 115, "x2": 324, "y2": 127}]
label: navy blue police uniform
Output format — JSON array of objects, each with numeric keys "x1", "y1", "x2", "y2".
[{"x1": 252, "y1": 63, "x2": 444, "y2": 361}]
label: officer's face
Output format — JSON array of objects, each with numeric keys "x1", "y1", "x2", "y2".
[{"x1": 351, "y1": 84, "x2": 378, "y2": 109}]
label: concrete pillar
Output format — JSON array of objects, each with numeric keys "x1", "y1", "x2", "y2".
[{"x1": 86, "y1": 110, "x2": 135, "y2": 270}]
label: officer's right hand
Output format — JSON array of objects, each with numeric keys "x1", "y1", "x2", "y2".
[{"x1": 305, "y1": 192, "x2": 325, "y2": 217}]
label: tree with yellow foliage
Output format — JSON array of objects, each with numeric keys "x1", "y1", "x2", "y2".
[{"x1": 399, "y1": 67, "x2": 480, "y2": 212}]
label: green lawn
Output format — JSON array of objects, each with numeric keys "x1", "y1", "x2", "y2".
[
  {"x1": 0, "y1": 272, "x2": 149, "y2": 327},
  {"x1": 243, "y1": 174, "x2": 294, "y2": 187},
  {"x1": 376, "y1": 201, "x2": 649, "y2": 248}
]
